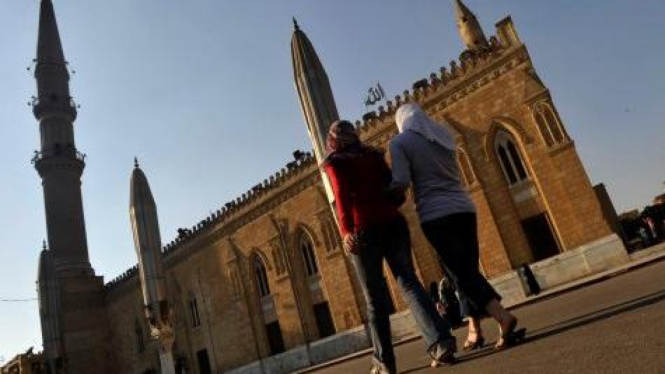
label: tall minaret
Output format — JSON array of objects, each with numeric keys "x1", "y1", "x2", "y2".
[
  {"x1": 33, "y1": 2, "x2": 109, "y2": 372},
  {"x1": 453, "y1": 0, "x2": 488, "y2": 51},
  {"x1": 291, "y1": 19, "x2": 340, "y2": 213},
  {"x1": 129, "y1": 160, "x2": 175, "y2": 374},
  {"x1": 33, "y1": 0, "x2": 91, "y2": 274}
]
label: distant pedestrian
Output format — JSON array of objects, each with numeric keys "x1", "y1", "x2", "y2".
[
  {"x1": 520, "y1": 264, "x2": 541, "y2": 296},
  {"x1": 389, "y1": 103, "x2": 525, "y2": 352},
  {"x1": 324, "y1": 120, "x2": 457, "y2": 374}
]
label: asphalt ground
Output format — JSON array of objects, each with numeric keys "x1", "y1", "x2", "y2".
[{"x1": 306, "y1": 259, "x2": 665, "y2": 374}]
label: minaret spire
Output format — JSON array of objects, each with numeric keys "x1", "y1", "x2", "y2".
[
  {"x1": 453, "y1": 0, "x2": 488, "y2": 51},
  {"x1": 129, "y1": 163, "x2": 176, "y2": 374},
  {"x1": 33, "y1": 2, "x2": 110, "y2": 372},
  {"x1": 37, "y1": 0, "x2": 66, "y2": 66},
  {"x1": 291, "y1": 22, "x2": 339, "y2": 163},
  {"x1": 33, "y1": 0, "x2": 87, "y2": 272}
]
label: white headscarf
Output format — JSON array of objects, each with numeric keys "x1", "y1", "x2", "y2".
[{"x1": 395, "y1": 103, "x2": 455, "y2": 151}]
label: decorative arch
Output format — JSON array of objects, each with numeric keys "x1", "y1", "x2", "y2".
[
  {"x1": 532, "y1": 101, "x2": 568, "y2": 147},
  {"x1": 483, "y1": 117, "x2": 532, "y2": 161},
  {"x1": 457, "y1": 148, "x2": 477, "y2": 186},
  {"x1": 494, "y1": 130, "x2": 529, "y2": 185},
  {"x1": 294, "y1": 227, "x2": 320, "y2": 277},
  {"x1": 250, "y1": 253, "x2": 271, "y2": 298},
  {"x1": 249, "y1": 248, "x2": 272, "y2": 272},
  {"x1": 291, "y1": 223, "x2": 322, "y2": 249}
]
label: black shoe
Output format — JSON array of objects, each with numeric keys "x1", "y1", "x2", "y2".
[{"x1": 429, "y1": 338, "x2": 457, "y2": 367}]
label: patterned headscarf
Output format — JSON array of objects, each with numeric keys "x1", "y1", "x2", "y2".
[{"x1": 326, "y1": 120, "x2": 362, "y2": 154}]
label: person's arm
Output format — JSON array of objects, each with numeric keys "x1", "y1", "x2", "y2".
[
  {"x1": 324, "y1": 162, "x2": 355, "y2": 238},
  {"x1": 389, "y1": 140, "x2": 412, "y2": 193}
]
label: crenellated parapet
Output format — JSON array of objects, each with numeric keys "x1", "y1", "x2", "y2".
[
  {"x1": 355, "y1": 17, "x2": 525, "y2": 143},
  {"x1": 105, "y1": 265, "x2": 139, "y2": 291}
]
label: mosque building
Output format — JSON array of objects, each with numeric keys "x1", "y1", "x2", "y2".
[{"x1": 31, "y1": 0, "x2": 624, "y2": 373}]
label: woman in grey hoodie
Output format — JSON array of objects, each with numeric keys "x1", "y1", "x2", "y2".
[{"x1": 389, "y1": 103, "x2": 525, "y2": 351}]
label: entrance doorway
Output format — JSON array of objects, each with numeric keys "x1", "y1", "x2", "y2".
[
  {"x1": 265, "y1": 321, "x2": 286, "y2": 355},
  {"x1": 313, "y1": 302, "x2": 336, "y2": 338},
  {"x1": 521, "y1": 213, "x2": 560, "y2": 261},
  {"x1": 196, "y1": 349, "x2": 211, "y2": 374}
]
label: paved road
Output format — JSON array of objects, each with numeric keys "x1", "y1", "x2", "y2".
[{"x1": 308, "y1": 260, "x2": 665, "y2": 374}]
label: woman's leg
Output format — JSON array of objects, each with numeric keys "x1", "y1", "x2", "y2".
[
  {"x1": 382, "y1": 217, "x2": 456, "y2": 360},
  {"x1": 349, "y1": 231, "x2": 396, "y2": 372},
  {"x1": 422, "y1": 213, "x2": 513, "y2": 334}
]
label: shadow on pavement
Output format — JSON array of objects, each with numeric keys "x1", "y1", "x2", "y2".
[{"x1": 400, "y1": 289, "x2": 665, "y2": 374}]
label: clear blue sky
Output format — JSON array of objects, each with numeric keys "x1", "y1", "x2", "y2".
[{"x1": 1, "y1": 0, "x2": 664, "y2": 361}]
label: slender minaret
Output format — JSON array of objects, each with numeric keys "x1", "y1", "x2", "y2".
[
  {"x1": 453, "y1": 0, "x2": 488, "y2": 51},
  {"x1": 130, "y1": 160, "x2": 175, "y2": 374},
  {"x1": 33, "y1": 0, "x2": 91, "y2": 275},
  {"x1": 33, "y1": 1, "x2": 109, "y2": 372},
  {"x1": 291, "y1": 19, "x2": 340, "y2": 212}
]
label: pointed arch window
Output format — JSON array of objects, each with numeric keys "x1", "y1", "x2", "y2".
[
  {"x1": 299, "y1": 231, "x2": 319, "y2": 277},
  {"x1": 253, "y1": 256, "x2": 271, "y2": 298},
  {"x1": 457, "y1": 149, "x2": 476, "y2": 186},
  {"x1": 320, "y1": 215, "x2": 340, "y2": 253},
  {"x1": 495, "y1": 131, "x2": 529, "y2": 186},
  {"x1": 188, "y1": 295, "x2": 201, "y2": 327},
  {"x1": 229, "y1": 267, "x2": 242, "y2": 298},
  {"x1": 534, "y1": 102, "x2": 567, "y2": 147},
  {"x1": 135, "y1": 320, "x2": 145, "y2": 354}
]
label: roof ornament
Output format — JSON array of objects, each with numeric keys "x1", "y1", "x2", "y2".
[
  {"x1": 134, "y1": 157, "x2": 139, "y2": 169},
  {"x1": 293, "y1": 17, "x2": 300, "y2": 31}
]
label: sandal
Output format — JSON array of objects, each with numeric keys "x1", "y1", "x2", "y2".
[
  {"x1": 495, "y1": 318, "x2": 526, "y2": 350},
  {"x1": 463, "y1": 335, "x2": 485, "y2": 351}
]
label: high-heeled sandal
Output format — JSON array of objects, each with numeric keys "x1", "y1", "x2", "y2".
[
  {"x1": 495, "y1": 318, "x2": 526, "y2": 350},
  {"x1": 463, "y1": 335, "x2": 485, "y2": 351}
]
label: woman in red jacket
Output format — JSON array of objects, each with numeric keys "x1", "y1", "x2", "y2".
[{"x1": 324, "y1": 120, "x2": 456, "y2": 374}]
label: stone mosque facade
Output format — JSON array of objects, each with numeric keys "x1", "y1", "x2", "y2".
[{"x1": 32, "y1": 0, "x2": 622, "y2": 373}]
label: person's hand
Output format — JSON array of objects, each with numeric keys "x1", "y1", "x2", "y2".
[
  {"x1": 343, "y1": 233, "x2": 360, "y2": 255},
  {"x1": 435, "y1": 302, "x2": 446, "y2": 316}
]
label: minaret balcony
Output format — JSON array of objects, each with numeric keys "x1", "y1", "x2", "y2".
[
  {"x1": 32, "y1": 96, "x2": 78, "y2": 121},
  {"x1": 32, "y1": 148, "x2": 86, "y2": 177}
]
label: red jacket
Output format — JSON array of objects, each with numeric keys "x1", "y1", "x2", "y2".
[{"x1": 324, "y1": 150, "x2": 401, "y2": 237}]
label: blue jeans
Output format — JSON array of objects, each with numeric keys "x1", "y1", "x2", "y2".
[{"x1": 350, "y1": 216, "x2": 454, "y2": 368}]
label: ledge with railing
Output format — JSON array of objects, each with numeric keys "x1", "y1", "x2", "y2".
[{"x1": 31, "y1": 146, "x2": 86, "y2": 165}]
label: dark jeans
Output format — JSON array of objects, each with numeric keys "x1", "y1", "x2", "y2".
[
  {"x1": 350, "y1": 215, "x2": 454, "y2": 369},
  {"x1": 422, "y1": 213, "x2": 501, "y2": 318}
]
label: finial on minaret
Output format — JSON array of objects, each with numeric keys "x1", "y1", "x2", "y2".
[
  {"x1": 134, "y1": 157, "x2": 139, "y2": 169},
  {"x1": 452, "y1": 0, "x2": 488, "y2": 51},
  {"x1": 293, "y1": 17, "x2": 300, "y2": 31}
]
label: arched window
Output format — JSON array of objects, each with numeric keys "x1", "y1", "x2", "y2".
[
  {"x1": 229, "y1": 268, "x2": 241, "y2": 298},
  {"x1": 534, "y1": 102, "x2": 566, "y2": 147},
  {"x1": 495, "y1": 131, "x2": 529, "y2": 186},
  {"x1": 299, "y1": 231, "x2": 319, "y2": 277},
  {"x1": 253, "y1": 256, "x2": 271, "y2": 297},
  {"x1": 457, "y1": 149, "x2": 476, "y2": 186},
  {"x1": 320, "y1": 216, "x2": 340, "y2": 253},
  {"x1": 188, "y1": 295, "x2": 201, "y2": 327},
  {"x1": 134, "y1": 320, "x2": 145, "y2": 354},
  {"x1": 272, "y1": 249, "x2": 283, "y2": 275}
]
